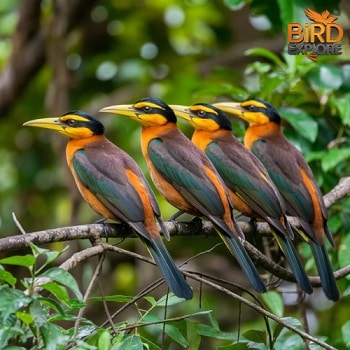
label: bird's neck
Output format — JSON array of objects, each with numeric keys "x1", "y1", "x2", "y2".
[
  {"x1": 140, "y1": 122, "x2": 177, "y2": 154},
  {"x1": 192, "y1": 129, "x2": 231, "y2": 152},
  {"x1": 66, "y1": 134, "x2": 105, "y2": 164},
  {"x1": 245, "y1": 122, "x2": 281, "y2": 149}
]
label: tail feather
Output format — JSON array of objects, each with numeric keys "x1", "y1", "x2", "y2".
[
  {"x1": 310, "y1": 242, "x2": 340, "y2": 301},
  {"x1": 218, "y1": 231, "x2": 266, "y2": 293},
  {"x1": 145, "y1": 237, "x2": 193, "y2": 300},
  {"x1": 274, "y1": 233, "x2": 313, "y2": 294}
]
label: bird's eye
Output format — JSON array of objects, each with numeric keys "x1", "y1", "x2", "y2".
[
  {"x1": 197, "y1": 110, "x2": 206, "y2": 117},
  {"x1": 143, "y1": 106, "x2": 151, "y2": 113},
  {"x1": 66, "y1": 119, "x2": 76, "y2": 126},
  {"x1": 248, "y1": 105, "x2": 256, "y2": 112}
]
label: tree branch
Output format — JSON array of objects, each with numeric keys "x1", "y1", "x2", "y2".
[
  {"x1": 3, "y1": 177, "x2": 350, "y2": 287},
  {"x1": 50, "y1": 243, "x2": 335, "y2": 349}
]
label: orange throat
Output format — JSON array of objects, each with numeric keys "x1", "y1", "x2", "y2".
[
  {"x1": 191, "y1": 129, "x2": 230, "y2": 152},
  {"x1": 244, "y1": 122, "x2": 281, "y2": 149}
]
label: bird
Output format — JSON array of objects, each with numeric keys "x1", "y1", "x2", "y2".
[
  {"x1": 170, "y1": 102, "x2": 313, "y2": 294},
  {"x1": 214, "y1": 99, "x2": 340, "y2": 301},
  {"x1": 304, "y1": 8, "x2": 338, "y2": 25},
  {"x1": 100, "y1": 97, "x2": 266, "y2": 293},
  {"x1": 23, "y1": 111, "x2": 193, "y2": 300}
]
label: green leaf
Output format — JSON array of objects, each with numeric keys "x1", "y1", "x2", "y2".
[
  {"x1": 113, "y1": 334, "x2": 144, "y2": 350},
  {"x1": 38, "y1": 267, "x2": 83, "y2": 300},
  {"x1": 164, "y1": 323, "x2": 188, "y2": 347},
  {"x1": 262, "y1": 291, "x2": 284, "y2": 317},
  {"x1": 273, "y1": 317, "x2": 304, "y2": 346},
  {"x1": 245, "y1": 48, "x2": 286, "y2": 69},
  {"x1": 0, "y1": 285, "x2": 33, "y2": 322},
  {"x1": 242, "y1": 329, "x2": 266, "y2": 344},
  {"x1": 39, "y1": 297, "x2": 66, "y2": 316},
  {"x1": 321, "y1": 148, "x2": 350, "y2": 172},
  {"x1": 223, "y1": 0, "x2": 245, "y2": 11},
  {"x1": 186, "y1": 320, "x2": 201, "y2": 350},
  {"x1": 279, "y1": 107, "x2": 318, "y2": 142},
  {"x1": 195, "y1": 324, "x2": 237, "y2": 340},
  {"x1": 308, "y1": 65, "x2": 343, "y2": 92},
  {"x1": 338, "y1": 234, "x2": 350, "y2": 278},
  {"x1": 29, "y1": 299, "x2": 50, "y2": 327},
  {"x1": 38, "y1": 246, "x2": 70, "y2": 272},
  {"x1": 98, "y1": 329, "x2": 111, "y2": 350},
  {"x1": 41, "y1": 281, "x2": 71, "y2": 304},
  {"x1": 15, "y1": 311, "x2": 34, "y2": 325},
  {"x1": 0, "y1": 268, "x2": 17, "y2": 286},
  {"x1": 0, "y1": 255, "x2": 35, "y2": 267},
  {"x1": 156, "y1": 293, "x2": 187, "y2": 307},
  {"x1": 305, "y1": 151, "x2": 325, "y2": 163},
  {"x1": 40, "y1": 322, "x2": 70, "y2": 350},
  {"x1": 138, "y1": 336, "x2": 161, "y2": 350},
  {"x1": 0, "y1": 327, "x2": 27, "y2": 348},
  {"x1": 342, "y1": 320, "x2": 350, "y2": 347},
  {"x1": 330, "y1": 93, "x2": 350, "y2": 126},
  {"x1": 28, "y1": 243, "x2": 51, "y2": 257},
  {"x1": 218, "y1": 343, "x2": 249, "y2": 349}
]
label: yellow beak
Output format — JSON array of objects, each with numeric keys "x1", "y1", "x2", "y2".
[
  {"x1": 99, "y1": 104, "x2": 138, "y2": 119},
  {"x1": 23, "y1": 117, "x2": 63, "y2": 131},
  {"x1": 168, "y1": 105, "x2": 193, "y2": 122},
  {"x1": 212, "y1": 102, "x2": 244, "y2": 117}
]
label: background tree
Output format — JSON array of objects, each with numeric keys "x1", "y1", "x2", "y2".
[{"x1": 0, "y1": 0, "x2": 349, "y2": 348}]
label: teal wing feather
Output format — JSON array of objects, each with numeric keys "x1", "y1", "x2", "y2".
[
  {"x1": 144, "y1": 236, "x2": 193, "y2": 299},
  {"x1": 72, "y1": 149, "x2": 146, "y2": 224},
  {"x1": 148, "y1": 137, "x2": 226, "y2": 218},
  {"x1": 272, "y1": 233, "x2": 313, "y2": 294},
  {"x1": 251, "y1": 139, "x2": 314, "y2": 220},
  {"x1": 309, "y1": 241, "x2": 339, "y2": 301},
  {"x1": 217, "y1": 232, "x2": 266, "y2": 293},
  {"x1": 205, "y1": 141, "x2": 285, "y2": 220}
]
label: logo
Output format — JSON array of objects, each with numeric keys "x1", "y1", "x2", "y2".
[{"x1": 287, "y1": 9, "x2": 343, "y2": 61}]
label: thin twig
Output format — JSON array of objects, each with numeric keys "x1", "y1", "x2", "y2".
[
  {"x1": 184, "y1": 271, "x2": 337, "y2": 350},
  {"x1": 72, "y1": 251, "x2": 106, "y2": 342},
  {"x1": 12, "y1": 212, "x2": 26, "y2": 235}
]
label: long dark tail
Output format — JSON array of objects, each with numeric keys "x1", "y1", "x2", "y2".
[
  {"x1": 310, "y1": 241, "x2": 339, "y2": 301},
  {"x1": 217, "y1": 230, "x2": 266, "y2": 293},
  {"x1": 273, "y1": 233, "x2": 313, "y2": 294},
  {"x1": 145, "y1": 237, "x2": 193, "y2": 300}
]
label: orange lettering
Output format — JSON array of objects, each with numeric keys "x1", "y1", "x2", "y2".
[
  {"x1": 288, "y1": 23, "x2": 303, "y2": 43},
  {"x1": 326, "y1": 23, "x2": 343, "y2": 42}
]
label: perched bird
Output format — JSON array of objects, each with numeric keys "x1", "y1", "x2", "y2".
[
  {"x1": 214, "y1": 99, "x2": 340, "y2": 301},
  {"x1": 23, "y1": 111, "x2": 193, "y2": 300},
  {"x1": 100, "y1": 98, "x2": 266, "y2": 293},
  {"x1": 170, "y1": 103, "x2": 313, "y2": 294}
]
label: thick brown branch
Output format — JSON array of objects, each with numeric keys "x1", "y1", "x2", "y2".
[{"x1": 2, "y1": 177, "x2": 350, "y2": 287}]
